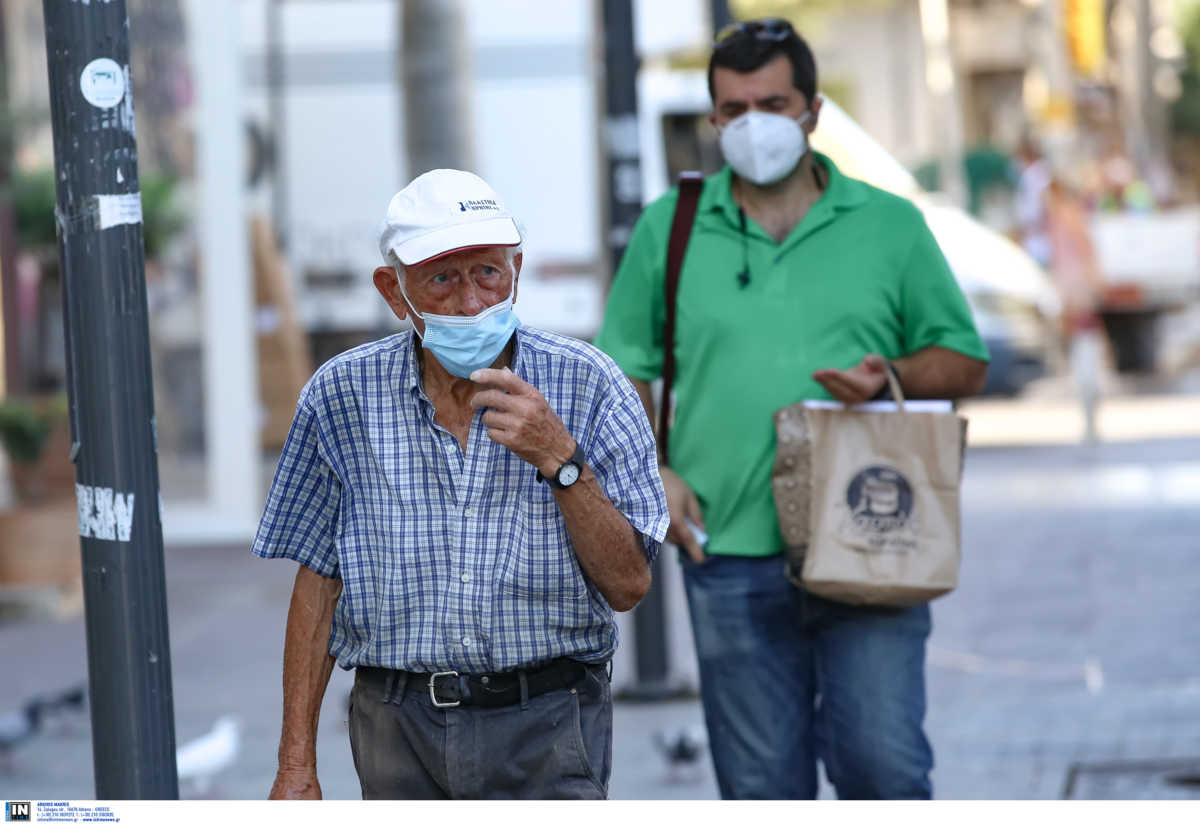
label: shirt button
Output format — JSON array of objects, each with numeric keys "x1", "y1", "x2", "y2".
[
  {"x1": 463, "y1": 506, "x2": 474, "y2": 518},
  {"x1": 461, "y1": 572, "x2": 471, "y2": 583},
  {"x1": 462, "y1": 636, "x2": 472, "y2": 647}
]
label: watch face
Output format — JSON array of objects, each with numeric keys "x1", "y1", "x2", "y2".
[{"x1": 557, "y1": 462, "x2": 581, "y2": 487}]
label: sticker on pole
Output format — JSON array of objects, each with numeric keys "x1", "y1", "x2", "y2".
[
  {"x1": 95, "y1": 193, "x2": 143, "y2": 230},
  {"x1": 76, "y1": 484, "x2": 136, "y2": 543},
  {"x1": 80, "y1": 58, "x2": 126, "y2": 109}
]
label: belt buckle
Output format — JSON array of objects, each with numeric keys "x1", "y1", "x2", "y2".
[{"x1": 429, "y1": 671, "x2": 461, "y2": 708}]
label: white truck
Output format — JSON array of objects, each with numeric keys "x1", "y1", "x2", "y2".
[{"x1": 1088, "y1": 208, "x2": 1200, "y2": 372}]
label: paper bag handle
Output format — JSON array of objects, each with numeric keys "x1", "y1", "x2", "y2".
[{"x1": 884, "y1": 361, "x2": 906, "y2": 412}]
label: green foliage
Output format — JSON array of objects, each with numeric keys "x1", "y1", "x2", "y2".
[
  {"x1": 13, "y1": 168, "x2": 58, "y2": 250},
  {"x1": 1172, "y1": 3, "x2": 1200, "y2": 135},
  {"x1": 912, "y1": 146, "x2": 1017, "y2": 216},
  {"x1": 12, "y1": 167, "x2": 183, "y2": 259},
  {"x1": 1173, "y1": 69, "x2": 1200, "y2": 134},
  {"x1": 140, "y1": 172, "x2": 184, "y2": 260},
  {"x1": 0, "y1": 399, "x2": 53, "y2": 465},
  {"x1": 1182, "y1": 1, "x2": 1200, "y2": 77}
]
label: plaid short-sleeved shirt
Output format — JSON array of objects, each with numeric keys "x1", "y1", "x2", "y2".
[{"x1": 251, "y1": 327, "x2": 668, "y2": 673}]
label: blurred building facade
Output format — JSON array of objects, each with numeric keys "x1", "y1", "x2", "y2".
[{"x1": 1, "y1": 0, "x2": 1193, "y2": 542}]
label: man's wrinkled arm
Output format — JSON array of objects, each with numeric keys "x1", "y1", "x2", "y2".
[
  {"x1": 269, "y1": 564, "x2": 342, "y2": 800},
  {"x1": 554, "y1": 470, "x2": 652, "y2": 612}
]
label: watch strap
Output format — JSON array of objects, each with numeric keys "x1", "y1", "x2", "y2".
[{"x1": 536, "y1": 442, "x2": 586, "y2": 489}]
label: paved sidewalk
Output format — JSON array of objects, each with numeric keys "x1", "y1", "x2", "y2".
[
  {"x1": 0, "y1": 545, "x2": 717, "y2": 800},
  {"x1": 2, "y1": 437, "x2": 1199, "y2": 800}
]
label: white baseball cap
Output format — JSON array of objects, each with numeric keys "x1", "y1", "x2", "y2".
[{"x1": 378, "y1": 169, "x2": 522, "y2": 267}]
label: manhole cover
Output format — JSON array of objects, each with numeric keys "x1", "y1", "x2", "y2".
[{"x1": 1063, "y1": 758, "x2": 1200, "y2": 799}]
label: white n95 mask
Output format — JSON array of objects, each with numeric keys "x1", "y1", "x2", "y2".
[{"x1": 719, "y1": 111, "x2": 812, "y2": 186}]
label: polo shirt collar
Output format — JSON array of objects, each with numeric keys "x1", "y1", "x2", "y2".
[{"x1": 703, "y1": 151, "x2": 869, "y2": 229}]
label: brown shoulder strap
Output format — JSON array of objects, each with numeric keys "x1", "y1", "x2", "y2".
[{"x1": 659, "y1": 171, "x2": 704, "y2": 465}]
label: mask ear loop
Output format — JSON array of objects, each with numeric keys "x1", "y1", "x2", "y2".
[
  {"x1": 795, "y1": 110, "x2": 826, "y2": 191},
  {"x1": 395, "y1": 267, "x2": 426, "y2": 339}
]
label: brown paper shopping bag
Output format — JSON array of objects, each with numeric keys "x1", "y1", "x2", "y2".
[{"x1": 772, "y1": 373, "x2": 968, "y2": 607}]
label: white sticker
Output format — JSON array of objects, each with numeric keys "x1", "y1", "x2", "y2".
[
  {"x1": 95, "y1": 192, "x2": 143, "y2": 229},
  {"x1": 76, "y1": 483, "x2": 136, "y2": 542},
  {"x1": 80, "y1": 58, "x2": 126, "y2": 109}
]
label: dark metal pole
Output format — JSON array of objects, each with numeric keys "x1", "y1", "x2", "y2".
[
  {"x1": 602, "y1": 0, "x2": 642, "y2": 277},
  {"x1": 41, "y1": 0, "x2": 178, "y2": 799},
  {"x1": 710, "y1": 0, "x2": 734, "y2": 34},
  {"x1": 602, "y1": 0, "x2": 681, "y2": 702}
]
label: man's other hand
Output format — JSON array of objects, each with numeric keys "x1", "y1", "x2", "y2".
[
  {"x1": 470, "y1": 367, "x2": 576, "y2": 477},
  {"x1": 661, "y1": 466, "x2": 706, "y2": 564},
  {"x1": 812, "y1": 353, "x2": 890, "y2": 405},
  {"x1": 269, "y1": 765, "x2": 322, "y2": 800}
]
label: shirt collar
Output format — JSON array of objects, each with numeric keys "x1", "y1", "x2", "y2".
[
  {"x1": 401, "y1": 331, "x2": 422, "y2": 394},
  {"x1": 399, "y1": 327, "x2": 526, "y2": 398},
  {"x1": 703, "y1": 151, "x2": 869, "y2": 227}
]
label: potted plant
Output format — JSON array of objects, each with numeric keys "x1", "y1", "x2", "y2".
[{"x1": 0, "y1": 394, "x2": 82, "y2": 606}]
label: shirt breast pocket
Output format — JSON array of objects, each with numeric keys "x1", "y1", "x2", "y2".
[{"x1": 496, "y1": 492, "x2": 588, "y2": 601}]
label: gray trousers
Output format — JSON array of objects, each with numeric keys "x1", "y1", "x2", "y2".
[{"x1": 348, "y1": 663, "x2": 613, "y2": 799}]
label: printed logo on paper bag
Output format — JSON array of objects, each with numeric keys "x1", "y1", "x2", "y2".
[{"x1": 840, "y1": 465, "x2": 918, "y2": 552}]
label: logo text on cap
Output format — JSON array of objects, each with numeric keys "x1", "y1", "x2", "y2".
[{"x1": 457, "y1": 199, "x2": 499, "y2": 213}]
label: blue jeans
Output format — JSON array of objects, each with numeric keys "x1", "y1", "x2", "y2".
[{"x1": 680, "y1": 552, "x2": 933, "y2": 799}]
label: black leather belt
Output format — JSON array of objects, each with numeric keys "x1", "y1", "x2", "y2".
[{"x1": 359, "y1": 657, "x2": 600, "y2": 709}]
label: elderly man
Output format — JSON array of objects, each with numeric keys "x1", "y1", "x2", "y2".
[{"x1": 253, "y1": 169, "x2": 668, "y2": 800}]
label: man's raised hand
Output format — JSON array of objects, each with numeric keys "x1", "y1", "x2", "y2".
[
  {"x1": 469, "y1": 367, "x2": 576, "y2": 477},
  {"x1": 811, "y1": 353, "x2": 890, "y2": 405}
]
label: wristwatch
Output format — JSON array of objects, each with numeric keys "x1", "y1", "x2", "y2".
[{"x1": 537, "y1": 442, "x2": 587, "y2": 490}]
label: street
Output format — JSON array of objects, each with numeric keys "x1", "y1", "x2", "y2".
[
  {"x1": 0, "y1": 389, "x2": 1198, "y2": 800},
  {"x1": 6, "y1": 0, "x2": 1200, "y2": 806}
]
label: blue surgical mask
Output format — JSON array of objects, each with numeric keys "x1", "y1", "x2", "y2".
[{"x1": 398, "y1": 272, "x2": 521, "y2": 379}]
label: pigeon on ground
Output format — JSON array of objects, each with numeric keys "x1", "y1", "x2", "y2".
[
  {"x1": 44, "y1": 684, "x2": 87, "y2": 712},
  {"x1": 0, "y1": 703, "x2": 41, "y2": 758},
  {"x1": 653, "y1": 724, "x2": 709, "y2": 782},
  {"x1": 176, "y1": 715, "x2": 241, "y2": 796},
  {"x1": 0, "y1": 682, "x2": 89, "y2": 767},
  {"x1": 32, "y1": 684, "x2": 87, "y2": 733}
]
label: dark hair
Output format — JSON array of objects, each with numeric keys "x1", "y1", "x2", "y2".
[{"x1": 707, "y1": 20, "x2": 818, "y2": 106}]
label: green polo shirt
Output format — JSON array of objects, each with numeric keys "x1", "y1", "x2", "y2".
[{"x1": 593, "y1": 154, "x2": 988, "y2": 558}]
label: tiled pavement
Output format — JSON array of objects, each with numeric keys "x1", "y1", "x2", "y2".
[{"x1": 1, "y1": 436, "x2": 1198, "y2": 800}]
